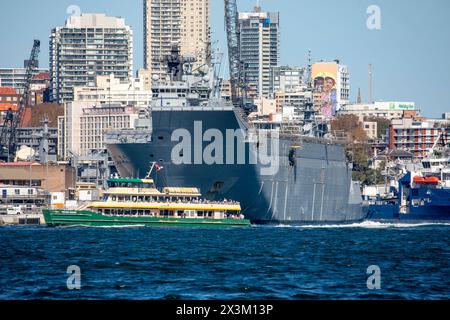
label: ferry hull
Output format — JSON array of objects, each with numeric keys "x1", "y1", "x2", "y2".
[{"x1": 43, "y1": 210, "x2": 251, "y2": 228}]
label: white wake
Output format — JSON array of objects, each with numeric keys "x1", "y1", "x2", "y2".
[{"x1": 272, "y1": 221, "x2": 450, "y2": 229}]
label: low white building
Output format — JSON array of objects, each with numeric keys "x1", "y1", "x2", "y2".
[
  {"x1": 338, "y1": 101, "x2": 417, "y2": 120},
  {"x1": 60, "y1": 104, "x2": 139, "y2": 158},
  {"x1": 72, "y1": 73, "x2": 153, "y2": 107},
  {"x1": 58, "y1": 74, "x2": 153, "y2": 158}
]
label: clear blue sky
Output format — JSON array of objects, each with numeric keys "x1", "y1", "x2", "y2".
[{"x1": 0, "y1": 0, "x2": 449, "y2": 117}]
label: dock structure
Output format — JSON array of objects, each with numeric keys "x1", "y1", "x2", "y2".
[{"x1": 0, "y1": 214, "x2": 44, "y2": 225}]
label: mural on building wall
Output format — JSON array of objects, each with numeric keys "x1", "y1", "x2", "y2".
[{"x1": 312, "y1": 63, "x2": 338, "y2": 118}]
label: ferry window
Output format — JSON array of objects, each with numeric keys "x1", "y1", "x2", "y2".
[
  {"x1": 105, "y1": 209, "x2": 110, "y2": 215},
  {"x1": 15, "y1": 189, "x2": 20, "y2": 195},
  {"x1": 28, "y1": 189, "x2": 34, "y2": 195},
  {"x1": 112, "y1": 196, "x2": 117, "y2": 201},
  {"x1": 198, "y1": 211, "x2": 204, "y2": 217}
]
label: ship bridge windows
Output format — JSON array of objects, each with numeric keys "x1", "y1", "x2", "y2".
[{"x1": 443, "y1": 173, "x2": 450, "y2": 181}]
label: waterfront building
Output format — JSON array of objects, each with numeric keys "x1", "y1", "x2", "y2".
[
  {"x1": 239, "y1": 6, "x2": 280, "y2": 99},
  {"x1": 50, "y1": 13, "x2": 133, "y2": 103},
  {"x1": 388, "y1": 117, "x2": 450, "y2": 159},
  {"x1": 144, "y1": 0, "x2": 210, "y2": 79},
  {"x1": 338, "y1": 101, "x2": 418, "y2": 120},
  {"x1": 0, "y1": 162, "x2": 75, "y2": 195}
]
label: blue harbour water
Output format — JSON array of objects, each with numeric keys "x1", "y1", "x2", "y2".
[{"x1": 0, "y1": 222, "x2": 449, "y2": 300}]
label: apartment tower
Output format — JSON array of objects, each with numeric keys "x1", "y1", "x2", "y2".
[
  {"x1": 50, "y1": 13, "x2": 133, "y2": 103},
  {"x1": 239, "y1": 6, "x2": 280, "y2": 99},
  {"x1": 144, "y1": 0, "x2": 210, "y2": 78}
]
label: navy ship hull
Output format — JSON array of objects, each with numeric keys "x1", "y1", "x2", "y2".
[{"x1": 107, "y1": 108, "x2": 366, "y2": 223}]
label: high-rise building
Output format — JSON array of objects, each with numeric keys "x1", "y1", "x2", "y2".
[
  {"x1": 239, "y1": 6, "x2": 280, "y2": 99},
  {"x1": 50, "y1": 13, "x2": 133, "y2": 103},
  {"x1": 144, "y1": 0, "x2": 210, "y2": 79}
]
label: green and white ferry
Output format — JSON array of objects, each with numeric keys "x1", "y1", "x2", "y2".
[{"x1": 43, "y1": 175, "x2": 250, "y2": 228}]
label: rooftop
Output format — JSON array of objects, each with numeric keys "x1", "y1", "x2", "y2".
[{"x1": 0, "y1": 87, "x2": 17, "y2": 95}]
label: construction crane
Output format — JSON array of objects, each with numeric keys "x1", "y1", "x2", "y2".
[
  {"x1": 0, "y1": 40, "x2": 40, "y2": 162},
  {"x1": 224, "y1": 0, "x2": 242, "y2": 107}
]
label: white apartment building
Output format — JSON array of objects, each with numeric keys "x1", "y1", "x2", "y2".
[
  {"x1": 61, "y1": 104, "x2": 139, "y2": 157},
  {"x1": 72, "y1": 73, "x2": 153, "y2": 107},
  {"x1": 0, "y1": 67, "x2": 48, "y2": 90},
  {"x1": 239, "y1": 7, "x2": 280, "y2": 99},
  {"x1": 144, "y1": 0, "x2": 210, "y2": 78},
  {"x1": 58, "y1": 74, "x2": 152, "y2": 158},
  {"x1": 50, "y1": 13, "x2": 133, "y2": 103}
]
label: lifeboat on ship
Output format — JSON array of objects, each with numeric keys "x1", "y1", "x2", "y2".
[{"x1": 413, "y1": 176, "x2": 440, "y2": 185}]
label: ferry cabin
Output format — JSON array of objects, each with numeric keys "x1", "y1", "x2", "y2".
[{"x1": 89, "y1": 178, "x2": 242, "y2": 220}]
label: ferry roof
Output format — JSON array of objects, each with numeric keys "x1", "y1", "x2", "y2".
[{"x1": 108, "y1": 178, "x2": 148, "y2": 184}]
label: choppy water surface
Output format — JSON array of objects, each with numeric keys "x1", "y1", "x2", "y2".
[{"x1": 0, "y1": 222, "x2": 449, "y2": 299}]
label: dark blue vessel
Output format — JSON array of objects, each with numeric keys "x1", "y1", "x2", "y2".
[{"x1": 368, "y1": 158, "x2": 450, "y2": 221}]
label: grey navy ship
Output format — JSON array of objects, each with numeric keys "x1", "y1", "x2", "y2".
[{"x1": 106, "y1": 46, "x2": 366, "y2": 223}]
